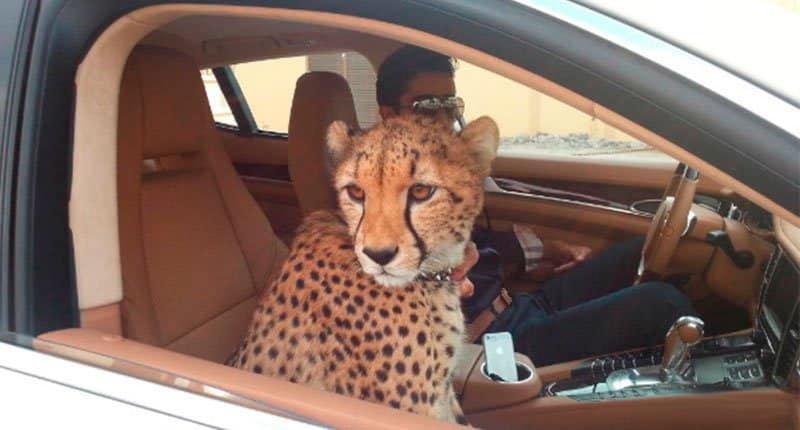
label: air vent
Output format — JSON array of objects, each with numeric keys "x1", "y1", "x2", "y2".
[
  {"x1": 755, "y1": 249, "x2": 782, "y2": 341},
  {"x1": 773, "y1": 304, "x2": 799, "y2": 388},
  {"x1": 764, "y1": 249, "x2": 782, "y2": 283}
]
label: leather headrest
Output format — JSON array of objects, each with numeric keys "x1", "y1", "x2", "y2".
[
  {"x1": 287, "y1": 72, "x2": 359, "y2": 215},
  {"x1": 119, "y1": 46, "x2": 213, "y2": 159}
]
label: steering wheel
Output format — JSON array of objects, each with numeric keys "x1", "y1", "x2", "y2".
[{"x1": 636, "y1": 163, "x2": 699, "y2": 283}]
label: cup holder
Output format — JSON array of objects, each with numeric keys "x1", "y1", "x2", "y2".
[{"x1": 480, "y1": 361, "x2": 534, "y2": 384}]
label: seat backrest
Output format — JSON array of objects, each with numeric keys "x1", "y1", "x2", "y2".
[
  {"x1": 287, "y1": 72, "x2": 359, "y2": 215},
  {"x1": 117, "y1": 45, "x2": 288, "y2": 363}
]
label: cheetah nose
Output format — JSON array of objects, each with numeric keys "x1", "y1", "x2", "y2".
[{"x1": 363, "y1": 246, "x2": 399, "y2": 266}]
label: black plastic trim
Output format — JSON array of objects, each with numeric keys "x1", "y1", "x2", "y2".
[
  {"x1": 212, "y1": 66, "x2": 258, "y2": 135},
  {"x1": 0, "y1": 0, "x2": 39, "y2": 333},
  {"x1": 14, "y1": 0, "x2": 81, "y2": 335},
  {"x1": 253, "y1": 129, "x2": 289, "y2": 140}
]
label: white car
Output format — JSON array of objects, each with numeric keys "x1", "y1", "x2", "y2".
[{"x1": 1, "y1": 0, "x2": 797, "y2": 429}]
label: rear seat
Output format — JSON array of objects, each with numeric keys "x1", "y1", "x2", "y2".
[{"x1": 287, "y1": 71, "x2": 358, "y2": 216}]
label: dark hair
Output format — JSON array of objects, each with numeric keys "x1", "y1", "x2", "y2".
[{"x1": 376, "y1": 45, "x2": 455, "y2": 107}]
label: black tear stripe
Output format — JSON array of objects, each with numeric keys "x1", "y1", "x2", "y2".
[
  {"x1": 352, "y1": 152, "x2": 366, "y2": 240},
  {"x1": 404, "y1": 196, "x2": 428, "y2": 263},
  {"x1": 449, "y1": 190, "x2": 464, "y2": 204},
  {"x1": 354, "y1": 206, "x2": 365, "y2": 245},
  {"x1": 409, "y1": 161, "x2": 416, "y2": 176}
]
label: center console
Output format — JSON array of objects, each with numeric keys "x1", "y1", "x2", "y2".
[
  {"x1": 456, "y1": 245, "x2": 799, "y2": 429},
  {"x1": 542, "y1": 246, "x2": 799, "y2": 400},
  {"x1": 542, "y1": 331, "x2": 766, "y2": 401}
]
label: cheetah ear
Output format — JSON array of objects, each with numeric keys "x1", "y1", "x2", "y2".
[
  {"x1": 460, "y1": 116, "x2": 499, "y2": 171},
  {"x1": 326, "y1": 120, "x2": 353, "y2": 167}
]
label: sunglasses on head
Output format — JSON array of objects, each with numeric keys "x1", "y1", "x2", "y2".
[{"x1": 406, "y1": 96, "x2": 466, "y2": 129}]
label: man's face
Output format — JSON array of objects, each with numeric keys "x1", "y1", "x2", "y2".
[{"x1": 379, "y1": 72, "x2": 457, "y2": 128}]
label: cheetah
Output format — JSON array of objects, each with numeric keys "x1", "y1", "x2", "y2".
[{"x1": 229, "y1": 114, "x2": 499, "y2": 424}]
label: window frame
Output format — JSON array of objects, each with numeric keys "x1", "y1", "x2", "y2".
[
  {"x1": 210, "y1": 51, "x2": 379, "y2": 137},
  {"x1": 211, "y1": 66, "x2": 259, "y2": 135},
  {"x1": 205, "y1": 65, "x2": 294, "y2": 140}
]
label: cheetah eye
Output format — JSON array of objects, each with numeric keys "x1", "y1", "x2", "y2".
[
  {"x1": 345, "y1": 184, "x2": 365, "y2": 202},
  {"x1": 409, "y1": 184, "x2": 436, "y2": 202}
]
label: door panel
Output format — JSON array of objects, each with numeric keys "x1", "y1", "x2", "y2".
[
  {"x1": 241, "y1": 177, "x2": 300, "y2": 245},
  {"x1": 483, "y1": 191, "x2": 652, "y2": 254},
  {"x1": 215, "y1": 128, "x2": 301, "y2": 243},
  {"x1": 486, "y1": 151, "x2": 733, "y2": 256},
  {"x1": 492, "y1": 154, "x2": 727, "y2": 206},
  {"x1": 217, "y1": 128, "x2": 289, "y2": 178}
]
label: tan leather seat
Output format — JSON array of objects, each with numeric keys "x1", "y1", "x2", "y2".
[
  {"x1": 117, "y1": 45, "x2": 288, "y2": 363},
  {"x1": 287, "y1": 72, "x2": 359, "y2": 215}
]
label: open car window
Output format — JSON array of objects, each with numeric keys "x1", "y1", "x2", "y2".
[
  {"x1": 455, "y1": 60, "x2": 676, "y2": 163},
  {"x1": 201, "y1": 51, "x2": 378, "y2": 134}
]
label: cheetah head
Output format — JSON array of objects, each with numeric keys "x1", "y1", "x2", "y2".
[{"x1": 327, "y1": 114, "x2": 499, "y2": 288}]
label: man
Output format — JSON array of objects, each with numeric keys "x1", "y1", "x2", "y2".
[{"x1": 376, "y1": 45, "x2": 697, "y2": 366}]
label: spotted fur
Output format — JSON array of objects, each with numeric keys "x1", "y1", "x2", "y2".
[{"x1": 229, "y1": 115, "x2": 499, "y2": 424}]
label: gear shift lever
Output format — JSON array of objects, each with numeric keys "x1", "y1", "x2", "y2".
[
  {"x1": 660, "y1": 316, "x2": 705, "y2": 382},
  {"x1": 606, "y1": 316, "x2": 705, "y2": 391}
]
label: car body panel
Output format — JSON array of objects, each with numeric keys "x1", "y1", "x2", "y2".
[
  {"x1": 574, "y1": 0, "x2": 800, "y2": 108},
  {"x1": 0, "y1": 0, "x2": 37, "y2": 333},
  {"x1": 0, "y1": 339, "x2": 326, "y2": 429}
]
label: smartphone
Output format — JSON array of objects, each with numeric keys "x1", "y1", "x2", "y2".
[{"x1": 482, "y1": 332, "x2": 518, "y2": 382}]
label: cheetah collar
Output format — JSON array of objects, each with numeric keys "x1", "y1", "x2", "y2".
[{"x1": 416, "y1": 267, "x2": 454, "y2": 282}]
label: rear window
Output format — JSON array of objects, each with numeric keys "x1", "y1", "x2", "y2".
[{"x1": 201, "y1": 51, "x2": 378, "y2": 134}]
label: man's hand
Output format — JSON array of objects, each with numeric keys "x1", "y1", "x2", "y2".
[
  {"x1": 544, "y1": 239, "x2": 592, "y2": 274},
  {"x1": 452, "y1": 241, "x2": 479, "y2": 298}
]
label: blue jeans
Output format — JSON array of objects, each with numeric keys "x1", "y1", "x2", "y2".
[{"x1": 488, "y1": 236, "x2": 696, "y2": 366}]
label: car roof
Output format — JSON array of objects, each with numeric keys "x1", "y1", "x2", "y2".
[{"x1": 575, "y1": 0, "x2": 800, "y2": 108}]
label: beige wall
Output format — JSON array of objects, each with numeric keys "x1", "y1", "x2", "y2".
[
  {"x1": 455, "y1": 62, "x2": 636, "y2": 141},
  {"x1": 232, "y1": 56, "x2": 307, "y2": 132}
]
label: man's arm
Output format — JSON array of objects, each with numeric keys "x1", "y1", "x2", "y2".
[
  {"x1": 451, "y1": 227, "x2": 592, "y2": 298},
  {"x1": 452, "y1": 241, "x2": 478, "y2": 298},
  {"x1": 514, "y1": 225, "x2": 591, "y2": 280}
]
